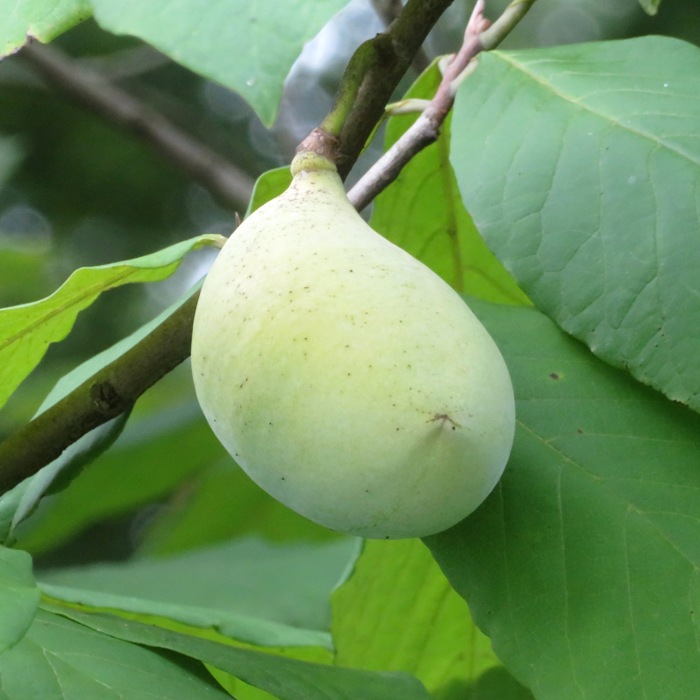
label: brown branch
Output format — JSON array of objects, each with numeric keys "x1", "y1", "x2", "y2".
[
  {"x1": 333, "y1": 0, "x2": 456, "y2": 177},
  {"x1": 371, "y1": 0, "x2": 432, "y2": 75},
  {"x1": 21, "y1": 41, "x2": 255, "y2": 211},
  {"x1": 0, "y1": 291, "x2": 199, "y2": 494}
]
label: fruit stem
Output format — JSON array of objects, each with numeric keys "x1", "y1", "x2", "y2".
[
  {"x1": 298, "y1": 0, "x2": 455, "y2": 176},
  {"x1": 291, "y1": 151, "x2": 337, "y2": 177}
]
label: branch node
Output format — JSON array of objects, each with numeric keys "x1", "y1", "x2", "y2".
[
  {"x1": 90, "y1": 381, "x2": 124, "y2": 412},
  {"x1": 296, "y1": 128, "x2": 341, "y2": 165}
]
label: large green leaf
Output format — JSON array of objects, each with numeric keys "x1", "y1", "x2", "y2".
[
  {"x1": 426, "y1": 299, "x2": 700, "y2": 700},
  {"x1": 38, "y1": 536, "x2": 357, "y2": 647},
  {"x1": 0, "y1": 606, "x2": 230, "y2": 699},
  {"x1": 0, "y1": 547, "x2": 40, "y2": 654},
  {"x1": 0, "y1": 0, "x2": 90, "y2": 58},
  {"x1": 45, "y1": 604, "x2": 432, "y2": 700},
  {"x1": 0, "y1": 234, "x2": 223, "y2": 411},
  {"x1": 332, "y1": 538, "x2": 530, "y2": 700},
  {"x1": 89, "y1": 0, "x2": 350, "y2": 126},
  {"x1": 450, "y1": 37, "x2": 700, "y2": 411},
  {"x1": 370, "y1": 64, "x2": 528, "y2": 304}
]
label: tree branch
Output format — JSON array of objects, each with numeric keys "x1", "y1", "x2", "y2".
[
  {"x1": 21, "y1": 41, "x2": 255, "y2": 212},
  {"x1": 371, "y1": 0, "x2": 432, "y2": 75},
  {"x1": 0, "y1": 292, "x2": 199, "y2": 494},
  {"x1": 348, "y1": 0, "x2": 537, "y2": 211},
  {"x1": 302, "y1": 0, "x2": 455, "y2": 176}
]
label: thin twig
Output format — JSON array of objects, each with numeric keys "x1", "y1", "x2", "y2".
[
  {"x1": 21, "y1": 41, "x2": 255, "y2": 211},
  {"x1": 348, "y1": 0, "x2": 537, "y2": 211}
]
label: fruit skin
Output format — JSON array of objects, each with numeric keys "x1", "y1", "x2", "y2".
[{"x1": 191, "y1": 152, "x2": 515, "y2": 539}]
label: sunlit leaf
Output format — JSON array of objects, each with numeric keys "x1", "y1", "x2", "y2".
[
  {"x1": 246, "y1": 166, "x2": 291, "y2": 217},
  {"x1": 332, "y1": 538, "x2": 530, "y2": 699},
  {"x1": 371, "y1": 63, "x2": 528, "y2": 304},
  {"x1": 0, "y1": 234, "x2": 223, "y2": 411}
]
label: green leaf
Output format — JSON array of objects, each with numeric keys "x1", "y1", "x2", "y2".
[
  {"x1": 332, "y1": 538, "x2": 523, "y2": 699},
  {"x1": 0, "y1": 0, "x2": 91, "y2": 58},
  {"x1": 0, "y1": 234, "x2": 223, "y2": 411},
  {"x1": 425, "y1": 299, "x2": 700, "y2": 700},
  {"x1": 450, "y1": 37, "x2": 700, "y2": 411},
  {"x1": 13, "y1": 403, "x2": 225, "y2": 554},
  {"x1": 1, "y1": 413, "x2": 130, "y2": 547},
  {"x1": 2, "y1": 286, "x2": 205, "y2": 544},
  {"x1": 38, "y1": 536, "x2": 357, "y2": 647},
  {"x1": 0, "y1": 547, "x2": 40, "y2": 653},
  {"x1": 638, "y1": 0, "x2": 661, "y2": 14},
  {"x1": 46, "y1": 604, "x2": 433, "y2": 700},
  {"x1": 138, "y1": 458, "x2": 341, "y2": 556},
  {"x1": 89, "y1": 0, "x2": 350, "y2": 126},
  {"x1": 246, "y1": 167, "x2": 292, "y2": 217},
  {"x1": 370, "y1": 63, "x2": 528, "y2": 304},
  {"x1": 0, "y1": 606, "x2": 230, "y2": 699}
]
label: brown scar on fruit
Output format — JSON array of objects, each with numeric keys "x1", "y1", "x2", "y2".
[{"x1": 429, "y1": 413, "x2": 461, "y2": 430}]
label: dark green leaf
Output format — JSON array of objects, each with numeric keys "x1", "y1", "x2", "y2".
[
  {"x1": 13, "y1": 403, "x2": 224, "y2": 555},
  {"x1": 426, "y1": 299, "x2": 700, "y2": 700},
  {"x1": 138, "y1": 459, "x2": 341, "y2": 556},
  {"x1": 1, "y1": 413, "x2": 129, "y2": 547},
  {"x1": 450, "y1": 37, "x2": 700, "y2": 411},
  {"x1": 0, "y1": 606, "x2": 230, "y2": 699}
]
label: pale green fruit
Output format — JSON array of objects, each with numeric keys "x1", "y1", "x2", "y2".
[{"x1": 191, "y1": 152, "x2": 515, "y2": 539}]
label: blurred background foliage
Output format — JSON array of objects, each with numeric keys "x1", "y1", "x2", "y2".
[{"x1": 0, "y1": 0, "x2": 698, "y2": 570}]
